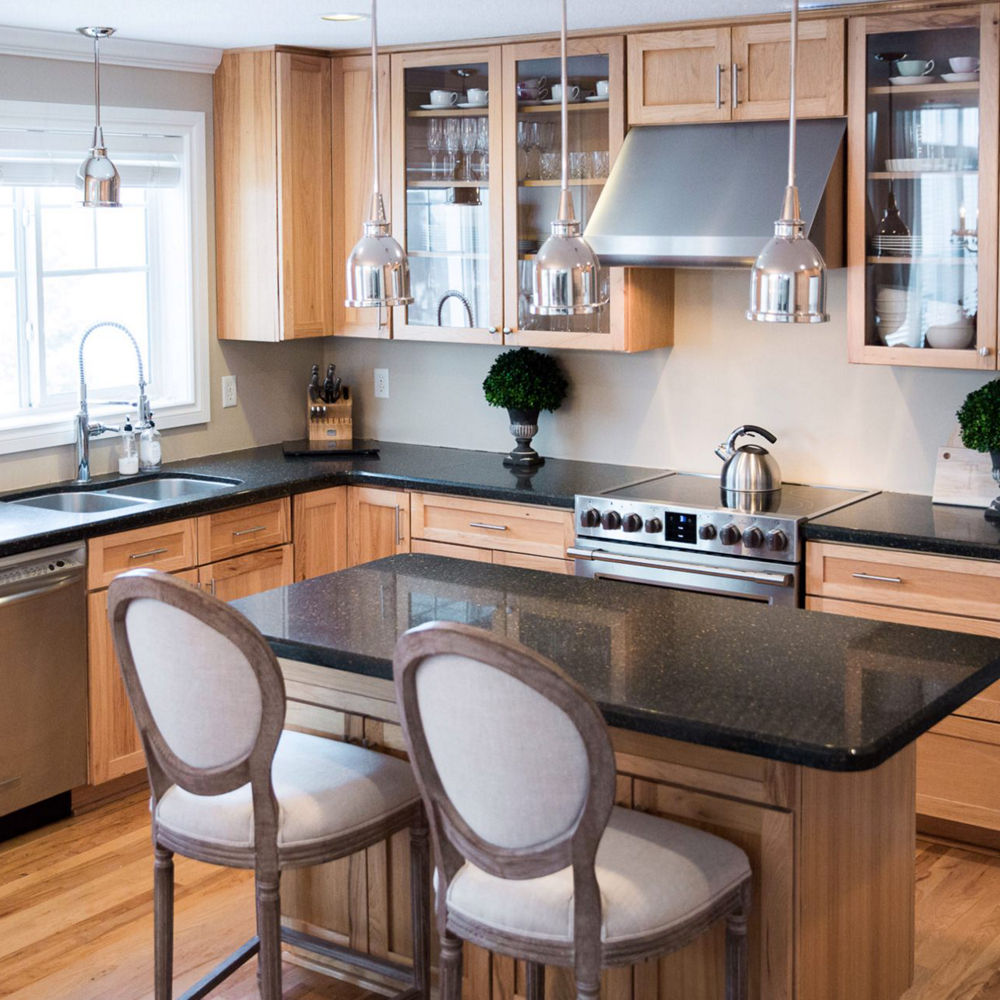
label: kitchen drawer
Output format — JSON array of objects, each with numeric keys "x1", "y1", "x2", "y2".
[
  {"x1": 88, "y1": 518, "x2": 197, "y2": 590},
  {"x1": 805, "y1": 542, "x2": 1000, "y2": 621},
  {"x1": 411, "y1": 538, "x2": 492, "y2": 562},
  {"x1": 410, "y1": 493, "x2": 574, "y2": 560},
  {"x1": 492, "y1": 549, "x2": 574, "y2": 575},
  {"x1": 198, "y1": 543, "x2": 294, "y2": 603},
  {"x1": 196, "y1": 497, "x2": 291, "y2": 563}
]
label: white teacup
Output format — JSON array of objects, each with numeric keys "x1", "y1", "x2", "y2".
[
  {"x1": 430, "y1": 89, "x2": 459, "y2": 106},
  {"x1": 551, "y1": 84, "x2": 580, "y2": 102},
  {"x1": 895, "y1": 59, "x2": 935, "y2": 76},
  {"x1": 595, "y1": 79, "x2": 609, "y2": 98},
  {"x1": 949, "y1": 56, "x2": 980, "y2": 73},
  {"x1": 466, "y1": 88, "x2": 488, "y2": 106}
]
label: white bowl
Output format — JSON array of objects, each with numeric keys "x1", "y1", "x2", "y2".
[{"x1": 925, "y1": 323, "x2": 975, "y2": 349}]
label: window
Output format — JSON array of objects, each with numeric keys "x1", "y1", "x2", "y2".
[{"x1": 0, "y1": 100, "x2": 208, "y2": 454}]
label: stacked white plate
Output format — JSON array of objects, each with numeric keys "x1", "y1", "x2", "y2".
[
  {"x1": 885, "y1": 157, "x2": 962, "y2": 171},
  {"x1": 871, "y1": 234, "x2": 954, "y2": 256}
]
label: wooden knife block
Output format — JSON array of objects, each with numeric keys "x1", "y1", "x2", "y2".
[{"x1": 307, "y1": 391, "x2": 353, "y2": 442}]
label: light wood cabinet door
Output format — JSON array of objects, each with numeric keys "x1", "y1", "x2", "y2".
[
  {"x1": 87, "y1": 518, "x2": 197, "y2": 590},
  {"x1": 196, "y1": 497, "x2": 291, "y2": 564},
  {"x1": 347, "y1": 486, "x2": 410, "y2": 566},
  {"x1": 215, "y1": 49, "x2": 333, "y2": 341},
  {"x1": 294, "y1": 486, "x2": 349, "y2": 580},
  {"x1": 198, "y1": 543, "x2": 294, "y2": 603}
]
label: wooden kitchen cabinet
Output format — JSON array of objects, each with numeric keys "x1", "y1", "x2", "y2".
[
  {"x1": 806, "y1": 539, "x2": 1000, "y2": 847},
  {"x1": 293, "y1": 486, "x2": 349, "y2": 580},
  {"x1": 214, "y1": 48, "x2": 334, "y2": 341},
  {"x1": 196, "y1": 497, "x2": 291, "y2": 563},
  {"x1": 627, "y1": 19, "x2": 844, "y2": 126},
  {"x1": 197, "y1": 544, "x2": 294, "y2": 602},
  {"x1": 846, "y1": 6, "x2": 999, "y2": 369},
  {"x1": 347, "y1": 486, "x2": 410, "y2": 566}
]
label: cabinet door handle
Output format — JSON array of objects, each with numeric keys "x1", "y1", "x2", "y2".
[
  {"x1": 715, "y1": 64, "x2": 724, "y2": 109},
  {"x1": 502, "y1": 327, "x2": 513, "y2": 335},
  {"x1": 129, "y1": 547, "x2": 168, "y2": 561},
  {"x1": 488, "y1": 326, "x2": 499, "y2": 334},
  {"x1": 979, "y1": 346, "x2": 991, "y2": 357},
  {"x1": 852, "y1": 572, "x2": 903, "y2": 584},
  {"x1": 208, "y1": 579, "x2": 217, "y2": 596},
  {"x1": 469, "y1": 521, "x2": 509, "y2": 531},
  {"x1": 232, "y1": 525, "x2": 266, "y2": 538},
  {"x1": 395, "y1": 505, "x2": 403, "y2": 544},
  {"x1": 731, "y1": 62, "x2": 740, "y2": 108}
]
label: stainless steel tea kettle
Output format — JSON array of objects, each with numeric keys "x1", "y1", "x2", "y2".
[{"x1": 715, "y1": 425, "x2": 782, "y2": 495}]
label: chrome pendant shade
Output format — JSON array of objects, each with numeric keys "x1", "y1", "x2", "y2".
[
  {"x1": 76, "y1": 27, "x2": 120, "y2": 208},
  {"x1": 529, "y1": 0, "x2": 607, "y2": 317},
  {"x1": 746, "y1": 0, "x2": 828, "y2": 323},
  {"x1": 345, "y1": 0, "x2": 412, "y2": 308}
]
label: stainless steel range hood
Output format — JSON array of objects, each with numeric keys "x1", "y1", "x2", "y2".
[{"x1": 585, "y1": 118, "x2": 846, "y2": 268}]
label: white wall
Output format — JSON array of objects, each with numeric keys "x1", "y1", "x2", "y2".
[{"x1": 328, "y1": 268, "x2": 995, "y2": 495}]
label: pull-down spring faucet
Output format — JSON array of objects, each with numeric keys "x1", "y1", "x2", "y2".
[
  {"x1": 76, "y1": 321, "x2": 151, "y2": 483},
  {"x1": 436, "y1": 290, "x2": 474, "y2": 327}
]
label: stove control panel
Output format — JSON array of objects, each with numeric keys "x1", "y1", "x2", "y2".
[{"x1": 574, "y1": 497, "x2": 800, "y2": 563}]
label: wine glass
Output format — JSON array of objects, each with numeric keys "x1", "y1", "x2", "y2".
[
  {"x1": 461, "y1": 118, "x2": 478, "y2": 181},
  {"x1": 475, "y1": 117, "x2": 489, "y2": 180},
  {"x1": 426, "y1": 118, "x2": 444, "y2": 179},
  {"x1": 444, "y1": 118, "x2": 461, "y2": 180},
  {"x1": 516, "y1": 119, "x2": 531, "y2": 180}
]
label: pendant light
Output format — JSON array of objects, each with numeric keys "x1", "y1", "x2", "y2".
[
  {"x1": 345, "y1": 0, "x2": 412, "y2": 308},
  {"x1": 76, "y1": 27, "x2": 121, "y2": 208},
  {"x1": 529, "y1": 0, "x2": 607, "y2": 316},
  {"x1": 746, "y1": 0, "x2": 828, "y2": 323}
]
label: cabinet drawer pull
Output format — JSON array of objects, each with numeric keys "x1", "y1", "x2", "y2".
[
  {"x1": 395, "y1": 505, "x2": 403, "y2": 544},
  {"x1": 852, "y1": 572, "x2": 903, "y2": 584},
  {"x1": 715, "y1": 63, "x2": 724, "y2": 109},
  {"x1": 469, "y1": 521, "x2": 509, "y2": 532},
  {"x1": 232, "y1": 525, "x2": 266, "y2": 538},
  {"x1": 129, "y1": 547, "x2": 169, "y2": 561}
]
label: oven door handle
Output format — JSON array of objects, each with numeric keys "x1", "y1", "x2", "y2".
[{"x1": 566, "y1": 547, "x2": 795, "y2": 588}]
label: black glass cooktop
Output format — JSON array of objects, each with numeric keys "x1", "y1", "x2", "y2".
[{"x1": 602, "y1": 473, "x2": 873, "y2": 519}]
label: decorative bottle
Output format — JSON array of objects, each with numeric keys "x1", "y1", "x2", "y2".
[
  {"x1": 118, "y1": 415, "x2": 138, "y2": 475},
  {"x1": 139, "y1": 421, "x2": 162, "y2": 472}
]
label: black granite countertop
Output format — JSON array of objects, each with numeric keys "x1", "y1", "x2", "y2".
[
  {"x1": 232, "y1": 553, "x2": 1000, "y2": 773},
  {"x1": 0, "y1": 442, "x2": 665, "y2": 558},
  {"x1": 804, "y1": 491, "x2": 1000, "y2": 561}
]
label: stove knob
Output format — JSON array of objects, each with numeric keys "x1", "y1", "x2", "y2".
[
  {"x1": 579, "y1": 508, "x2": 601, "y2": 528},
  {"x1": 742, "y1": 527, "x2": 764, "y2": 549},
  {"x1": 766, "y1": 529, "x2": 789, "y2": 551},
  {"x1": 622, "y1": 513, "x2": 643, "y2": 533},
  {"x1": 601, "y1": 510, "x2": 622, "y2": 530},
  {"x1": 698, "y1": 523, "x2": 717, "y2": 540},
  {"x1": 719, "y1": 523, "x2": 741, "y2": 546},
  {"x1": 644, "y1": 517, "x2": 663, "y2": 534}
]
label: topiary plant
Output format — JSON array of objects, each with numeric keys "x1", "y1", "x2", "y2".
[
  {"x1": 957, "y1": 378, "x2": 1000, "y2": 453},
  {"x1": 482, "y1": 347, "x2": 568, "y2": 414}
]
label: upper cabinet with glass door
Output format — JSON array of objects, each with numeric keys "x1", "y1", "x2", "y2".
[
  {"x1": 847, "y1": 6, "x2": 998, "y2": 369},
  {"x1": 390, "y1": 48, "x2": 503, "y2": 343}
]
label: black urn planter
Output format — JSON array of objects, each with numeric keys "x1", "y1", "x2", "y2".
[
  {"x1": 987, "y1": 449, "x2": 1000, "y2": 521},
  {"x1": 503, "y1": 407, "x2": 544, "y2": 468}
]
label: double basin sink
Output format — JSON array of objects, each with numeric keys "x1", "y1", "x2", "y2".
[{"x1": 6, "y1": 475, "x2": 243, "y2": 518}]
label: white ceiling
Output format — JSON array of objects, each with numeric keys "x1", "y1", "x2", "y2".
[{"x1": 0, "y1": 0, "x2": 878, "y2": 54}]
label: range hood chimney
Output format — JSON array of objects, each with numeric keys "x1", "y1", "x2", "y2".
[{"x1": 585, "y1": 118, "x2": 845, "y2": 268}]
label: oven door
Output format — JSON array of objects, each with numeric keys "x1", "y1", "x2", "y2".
[{"x1": 568, "y1": 543, "x2": 801, "y2": 607}]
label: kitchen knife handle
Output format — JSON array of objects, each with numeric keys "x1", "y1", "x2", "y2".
[
  {"x1": 715, "y1": 64, "x2": 724, "y2": 109},
  {"x1": 852, "y1": 572, "x2": 903, "y2": 584},
  {"x1": 731, "y1": 63, "x2": 740, "y2": 108}
]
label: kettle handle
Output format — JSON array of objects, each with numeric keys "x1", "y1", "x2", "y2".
[{"x1": 717, "y1": 424, "x2": 777, "y2": 460}]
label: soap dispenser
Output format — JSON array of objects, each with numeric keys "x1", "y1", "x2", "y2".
[
  {"x1": 118, "y1": 415, "x2": 138, "y2": 475},
  {"x1": 139, "y1": 420, "x2": 162, "y2": 472}
]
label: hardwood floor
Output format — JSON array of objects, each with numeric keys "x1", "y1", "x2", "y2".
[{"x1": 2, "y1": 791, "x2": 1000, "y2": 999}]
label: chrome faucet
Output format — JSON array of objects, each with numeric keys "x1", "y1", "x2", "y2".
[
  {"x1": 437, "y1": 289, "x2": 474, "y2": 327},
  {"x1": 76, "y1": 321, "x2": 151, "y2": 483}
]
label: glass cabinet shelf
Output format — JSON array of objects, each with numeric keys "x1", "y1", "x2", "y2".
[{"x1": 516, "y1": 100, "x2": 609, "y2": 113}]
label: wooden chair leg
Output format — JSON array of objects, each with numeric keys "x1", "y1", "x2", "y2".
[
  {"x1": 410, "y1": 819, "x2": 432, "y2": 999},
  {"x1": 526, "y1": 961, "x2": 545, "y2": 1000},
  {"x1": 439, "y1": 932, "x2": 463, "y2": 1000},
  {"x1": 725, "y1": 884, "x2": 751, "y2": 1000},
  {"x1": 255, "y1": 873, "x2": 283, "y2": 1000},
  {"x1": 154, "y1": 846, "x2": 174, "y2": 1000}
]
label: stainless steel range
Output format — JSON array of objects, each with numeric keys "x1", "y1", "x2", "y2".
[{"x1": 570, "y1": 473, "x2": 876, "y2": 606}]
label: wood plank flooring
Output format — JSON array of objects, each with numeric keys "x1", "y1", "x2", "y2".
[{"x1": 2, "y1": 792, "x2": 1000, "y2": 999}]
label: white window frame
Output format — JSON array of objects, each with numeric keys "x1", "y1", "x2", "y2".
[{"x1": 0, "y1": 99, "x2": 209, "y2": 456}]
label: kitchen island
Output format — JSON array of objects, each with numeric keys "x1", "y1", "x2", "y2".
[{"x1": 233, "y1": 554, "x2": 1000, "y2": 1000}]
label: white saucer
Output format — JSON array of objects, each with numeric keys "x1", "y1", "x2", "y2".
[
  {"x1": 889, "y1": 75, "x2": 936, "y2": 85},
  {"x1": 456, "y1": 102, "x2": 489, "y2": 109},
  {"x1": 584, "y1": 95, "x2": 607, "y2": 102},
  {"x1": 538, "y1": 97, "x2": 581, "y2": 104},
  {"x1": 941, "y1": 72, "x2": 979, "y2": 82},
  {"x1": 419, "y1": 103, "x2": 459, "y2": 110}
]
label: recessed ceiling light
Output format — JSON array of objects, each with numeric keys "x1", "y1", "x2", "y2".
[{"x1": 321, "y1": 11, "x2": 367, "y2": 20}]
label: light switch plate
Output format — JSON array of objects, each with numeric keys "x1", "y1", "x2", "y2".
[
  {"x1": 221, "y1": 375, "x2": 238, "y2": 408},
  {"x1": 373, "y1": 368, "x2": 389, "y2": 399}
]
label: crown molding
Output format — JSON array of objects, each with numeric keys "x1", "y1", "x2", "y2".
[{"x1": 0, "y1": 25, "x2": 222, "y2": 74}]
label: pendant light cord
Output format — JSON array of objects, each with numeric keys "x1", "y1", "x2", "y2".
[
  {"x1": 93, "y1": 34, "x2": 102, "y2": 134},
  {"x1": 559, "y1": 0, "x2": 568, "y2": 202},
  {"x1": 787, "y1": 0, "x2": 798, "y2": 190},
  {"x1": 370, "y1": 0, "x2": 381, "y2": 204}
]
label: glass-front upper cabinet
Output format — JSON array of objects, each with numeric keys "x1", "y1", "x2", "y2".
[
  {"x1": 847, "y1": 6, "x2": 998, "y2": 369},
  {"x1": 390, "y1": 47, "x2": 503, "y2": 343}
]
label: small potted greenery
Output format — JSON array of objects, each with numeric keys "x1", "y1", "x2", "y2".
[
  {"x1": 482, "y1": 347, "x2": 568, "y2": 467},
  {"x1": 956, "y1": 377, "x2": 1000, "y2": 521}
]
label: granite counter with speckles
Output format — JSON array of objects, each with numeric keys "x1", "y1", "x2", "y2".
[{"x1": 232, "y1": 553, "x2": 1000, "y2": 772}]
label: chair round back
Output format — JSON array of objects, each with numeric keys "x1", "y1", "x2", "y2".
[
  {"x1": 394, "y1": 621, "x2": 615, "y2": 882},
  {"x1": 108, "y1": 569, "x2": 286, "y2": 801}
]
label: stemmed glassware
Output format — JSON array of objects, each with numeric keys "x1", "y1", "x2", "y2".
[
  {"x1": 426, "y1": 118, "x2": 444, "y2": 179},
  {"x1": 475, "y1": 117, "x2": 489, "y2": 180},
  {"x1": 444, "y1": 118, "x2": 460, "y2": 180},
  {"x1": 461, "y1": 118, "x2": 478, "y2": 181}
]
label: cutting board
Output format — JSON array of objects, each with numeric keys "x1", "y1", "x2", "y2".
[{"x1": 932, "y1": 446, "x2": 997, "y2": 507}]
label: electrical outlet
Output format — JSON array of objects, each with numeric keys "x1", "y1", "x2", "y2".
[
  {"x1": 221, "y1": 375, "x2": 238, "y2": 408},
  {"x1": 373, "y1": 368, "x2": 389, "y2": 399}
]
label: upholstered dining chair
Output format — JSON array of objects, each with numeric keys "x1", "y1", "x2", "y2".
[
  {"x1": 108, "y1": 569, "x2": 430, "y2": 1000},
  {"x1": 393, "y1": 620, "x2": 752, "y2": 1000}
]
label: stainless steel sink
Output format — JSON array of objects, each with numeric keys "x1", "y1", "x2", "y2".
[
  {"x1": 10, "y1": 491, "x2": 148, "y2": 513},
  {"x1": 104, "y1": 476, "x2": 241, "y2": 501}
]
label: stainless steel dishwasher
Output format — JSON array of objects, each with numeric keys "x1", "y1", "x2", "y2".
[{"x1": 0, "y1": 543, "x2": 88, "y2": 819}]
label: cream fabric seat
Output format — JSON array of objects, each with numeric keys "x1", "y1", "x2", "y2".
[
  {"x1": 394, "y1": 621, "x2": 753, "y2": 1000},
  {"x1": 108, "y1": 570, "x2": 430, "y2": 1000}
]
